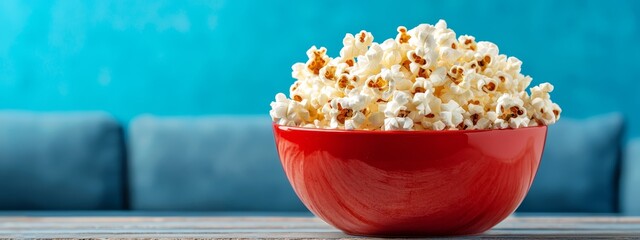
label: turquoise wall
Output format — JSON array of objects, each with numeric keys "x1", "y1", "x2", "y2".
[{"x1": 1, "y1": 0, "x2": 639, "y2": 136}]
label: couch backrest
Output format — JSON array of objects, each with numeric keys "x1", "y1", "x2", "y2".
[
  {"x1": 1, "y1": 112, "x2": 636, "y2": 213},
  {"x1": 0, "y1": 111, "x2": 126, "y2": 210},
  {"x1": 622, "y1": 139, "x2": 640, "y2": 215},
  {"x1": 518, "y1": 113, "x2": 624, "y2": 213},
  {"x1": 127, "y1": 115, "x2": 306, "y2": 211}
]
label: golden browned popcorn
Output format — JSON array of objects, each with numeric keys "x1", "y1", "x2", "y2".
[{"x1": 270, "y1": 20, "x2": 561, "y2": 130}]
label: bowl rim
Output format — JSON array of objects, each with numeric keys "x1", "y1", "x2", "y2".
[{"x1": 273, "y1": 122, "x2": 548, "y2": 135}]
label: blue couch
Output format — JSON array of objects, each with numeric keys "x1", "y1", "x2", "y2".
[
  {"x1": 0, "y1": 111, "x2": 637, "y2": 214},
  {"x1": 0, "y1": 111, "x2": 126, "y2": 210}
]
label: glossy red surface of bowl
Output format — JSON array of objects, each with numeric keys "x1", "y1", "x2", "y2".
[{"x1": 273, "y1": 124, "x2": 547, "y2": 237}]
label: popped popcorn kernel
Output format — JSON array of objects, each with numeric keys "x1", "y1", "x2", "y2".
[
  {"x1": 459, "y1": 35, "x2": 477, "y2": 51},
  {"x1": 397, "y1": 26, "x2": 411, "y2": 44},
  {"x1": 345, "y1": 59, "x2": 354, "y2": 67},
  {"x1": 270, "y1": 20, "x2": 562, "y2": 131},
  {"x1": 337, "y1": 108, "x2": 353, "y2": 124},
  {"x1": 337, "y1": 75, "x2": 350, "y2": 89},
  {"x1": 322, "y1": 65, "x2": 337, "y2": 80},
  {"x1": 306, "y1": 46, "x2": 328, "y2": 75}
]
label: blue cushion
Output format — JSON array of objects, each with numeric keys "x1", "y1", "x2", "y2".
[
  {"x1": 0, "y1": 111, "x2": 126, "y2": 210},
  {"x1": 128, "y1": 115, "x2": 306, "y2": 211},
  {"x1": 518, "y1": 113, "x2": 624, "y2": 212},
  {"x1": 622, "y1": 139, "x2": 640, "y2": 215}
]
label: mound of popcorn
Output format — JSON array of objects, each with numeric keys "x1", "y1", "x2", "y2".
[{"x1": 270, "y1": 20, "x2": 561, "y2": 131}]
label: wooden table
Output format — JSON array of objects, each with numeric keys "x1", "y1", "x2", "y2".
[{"x1": 1, "y1": 215, "x2": 639, "y2": 239}]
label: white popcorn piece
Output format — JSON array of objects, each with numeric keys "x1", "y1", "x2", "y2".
[
  {"x1": 269, "y1": 93, "x2": 289, "y2": 121},
  {"x1": 340, "y1": 31, "x2": 374, "y2": 61},
  {"x1": 429, "y1": 67, "x2": 448, "y2": 86},
  {"x1": 413, "y1": 91, "x2": 440, "y2": 116},
  {"x1": 354, "y1": 43, "x2": 384, "y2": 78},
  {"x1": 380, "y1": 39, "x2": 403, "y2": 68},
  {"x1": 440, "y1": 47, "x2": 461, "y2": 64},
  {"x1": 383, "y1": 65, "x2": 412, "y2": 91},
  {"x1": 463, "y1": 102, "x2": 493, "y2": 130},
  {"x1": 355, "y1": 31, "x2": 374, "y2": 53},
  {"x1": 505, "y1": 57, "x2": 523, "y2": 76},
  {"x1": 305, "y1": 46, "x2": 330, "y2": 75},
  {"x1": 318, "y1": 65, "x2": 336, "y2": 82},
  {"x1": 408, "y1": 47, "x2": 438, "y2": 69},
  {"x1": 458, "y1": 35, "x2": 477, "y2": 51},
  {"x1": 530, "y1": 82, "x2": 554, "y2": 99},
  {"x1": 345, "y1": 111, "x2": 366, "y2": 130},
  {"x1": 362, "y1": 73, "x2": 394, "y2": 102},
  {"x1": 493, "y1": 71, "x2": 514, "y2": 93},
  {"x1": 292, "y1": 63, "x2": 311, "y2": 81},
  {"x1": 477, "y1": 75, "x2": 499, "y2": 94},
  {"x1": 270, "y1": 93, "x2": 310, "y2": 127},
  {"x1": 552, "y1": 103, "x2": 562, "y2": 121},
  {"x1": 381, "y1": 91, "x2": 415, "y2": 131},
  {"x1": 340, "y1": 34, "x2": 358, "y2": 60},
  {"x1": 509, "y1": 116, "x2": 530, "y2": 129},
  {"x1": 494, "y1": 119, "x2": 509, "y2": 129},
  {"x1": 431, "y1": 120, "x2": 446, "y2": 130},
  {"x1": 496, "y1": 93, "x2": 531, "y2": 128},
  {"x1": 496, "y1": 94, "x2": 524, "y2": 114},
  {"x1": 528, "y1": 83, "x2": 562, "y2": 125},
  {"x1": 365, "y1": 112, "x2": 385, "y2": 130},
  {"x1": 408, "y1": 24, "x2": 437, "y2": 49},
  {"x1": 270, "y1": 20, "x2": 561, "y2": 131},
  {"x1": 474, "y1": 118, "x2": 492, "y2": 130},
  {"x1": 383, "y1": 117, "x2": 414, "y2": 131},
  {"x1": 434, "y1": 19, "x2": 448, "y2": 31},
  {"x1": 439, "y1": 100, "x2": 465, "y2": 128},
  {"x1": 384, "y1": 91, "x2": 411, "y2": 118},
  {"x1": 514, "y1": 75, "x2": 533, "y2": 93},
  {"x1": 476, "y1": 42, "x2": 499, "y2": 60},
  {"x1": 327, "y1": 94, "x2": 369, "y2": 129},
  {"x1": 436, "y1": 30, "x2": 457, "y2": 51},
  {"x1": 336, "y1": 94, "x2": 368, "y2": 112}
]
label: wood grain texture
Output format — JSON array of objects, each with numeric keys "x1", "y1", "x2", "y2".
[{"x1": 1, "y1": 216, "x2": 639, "y2": 239}]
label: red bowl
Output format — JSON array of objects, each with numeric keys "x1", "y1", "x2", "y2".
[{"x1": 273, "y1": 123, "x2": 547, "y2": 237}]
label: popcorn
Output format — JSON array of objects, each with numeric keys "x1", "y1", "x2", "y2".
[
  {"x1": 505, "y1": 57, "x2": 523, "y2": 76},
  {"x1": 384, "y1": 91, "x2": 412, "y2": 119},
  {"x1": 495, "y1": 94, "x2": 529, "y2": 129},
  {"x1": 270, "y1": 20, "x2": 562, "y2": 131},
  {"x1": 305, "y1": 46, "x2": 329, "y2": 75},
  {"x1": 380, "y1": 39, "x2": 403, "y2": 68},
  {"x1": 458, "y1": 35, "x2": 477, "y2": 51},
  {"x1": 327, "y1": 94, "x2": 367, "y2": 129},
  {"x1": 340, "y1": 31, "x2": 373, "y2": 66},
  {"x1": 354, "y1": 43, "x2": 384, "y2": 78},
  {"x1": 270, "y1": 93, "x2": 310, "y2": 127},
  {"x1": 440, "y1": 100, "x2": 465, "y2": 129},
  {"x1": 428, "y1": 67, "x2": 447, "y2": 86},
  {"x1": 528, "y1": 83, "x2": 561, "y2": 125},
  {"x1": 412, "y1": 79, "x2": 440, "y2": 116},
  {"x1": 384, "y1": 117, "x2": 414, "y2": 131},
  {"x1": 408, "y1": 24, "x2": 437, "y2": 49},
  {"x1": 383, "y1": 65, "x2": 412, "y2": 91}
]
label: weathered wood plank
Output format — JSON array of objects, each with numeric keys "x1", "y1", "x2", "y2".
[{"x1": 0, "y1": 216, "x2": 639, "y2": 239}]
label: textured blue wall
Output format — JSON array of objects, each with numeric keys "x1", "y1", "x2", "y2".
[{"x1": 0, "y1": 0, "x2": 639, "y2": 136}]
